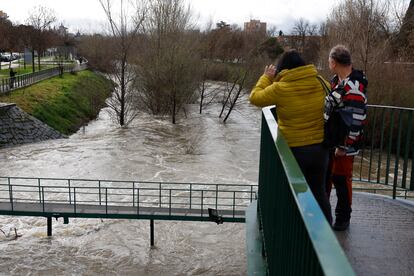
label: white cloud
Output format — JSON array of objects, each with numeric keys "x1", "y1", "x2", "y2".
[{"x1": 2, "y1": 0, "x2": 339, "y2": 33}]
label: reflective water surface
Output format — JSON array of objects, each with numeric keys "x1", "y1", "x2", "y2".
[{"x1": 0, "y1": 90, "x2": 262, "y2": 275}]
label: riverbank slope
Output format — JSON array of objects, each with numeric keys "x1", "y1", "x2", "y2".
[{"x1": 0, "y1": 70, "x2": 114, "y2": 135}]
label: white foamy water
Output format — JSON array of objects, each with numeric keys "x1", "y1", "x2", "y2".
[{"x1": 0, "y1": 90, "x2": 262, "y2": 275}]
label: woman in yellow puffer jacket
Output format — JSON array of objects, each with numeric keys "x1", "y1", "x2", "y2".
[{"x1": 250, "y1": 50, "x2": 332, "y2": 224}]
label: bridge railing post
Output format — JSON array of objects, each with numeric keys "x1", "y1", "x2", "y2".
[
  {"x1": 136, "y1": 188, "x2": 140, "y2": 216},
  {"x1": 169, "y1": 189, "x2": 172, "y2": 216},
  {"x1": 98, "y1": 180, "x2": 102, "y2": 205},
  {"x1": 105, "y1": 188, "x2": 108, "y2": 215},
  {"x1": 38, "y1": 178, "x2": 41, "y2": 203},
  {"x1": 132, "y1": 182, "x2": 135, "y2": 207},
  {"x1": 42, "y1": 187, "x2": 45, "y2": 212},
  {"x1": 233, "y1": 191, "x2": 235, "y2": 218},
  {"x1": 73, "y1": 187, "x2": 77, "y2": 214},
  {"x1": 189, "y1": 184, "x2": 192, "y2": 209},
  {"x1": 68, "y1": 179, "x2": 72, "y2": 204},
  {"x1": 402, "y1": 111, "x2": 412, "y2": 189},
  {"x1": 201, "y1": 190, "x2": 204, "y2": 217},
  {"x1": 159, "y1": 183, "x2": 162, "y2": 207},
  {"x1": 215, "y1": 184, "x2": 218, "y2": 210},
  {"x1": 9, "y1": 184, "x2": 13, "y2": 211}
]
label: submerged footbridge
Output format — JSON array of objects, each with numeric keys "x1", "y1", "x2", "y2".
[{"x1": 0, "y1": 177, "x2": 256, "y2": 240}]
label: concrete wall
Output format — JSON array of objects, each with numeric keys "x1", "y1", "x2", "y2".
[{"x1": 0, "y1": 103, "x2": 65, "y2": 147}]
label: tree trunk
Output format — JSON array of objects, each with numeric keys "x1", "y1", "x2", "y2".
[
  {"x1": 219, "y1": 78, "x2": 239, "y2": 118},
  {"x1": 32, "y1": 49, "x2": 35, "y2": 73},
  {"x1": 120, "y1": 61, "x2": 126, "y2": 126},
  {"x1": 199, "y1": 81, "x2": 205, "y2": 114},
  {"x1": 172, "y1": 93, "x2": 176, "y2": 124},
  {"x1": 38, "y1": 51, "x2": 41, "y2": 71},
  {"x1": 9, "y1": 51, "x2": 12, "y2": 69},
  {"x1": 223, "y1": 72, "x2": 247, "y2": 123}
]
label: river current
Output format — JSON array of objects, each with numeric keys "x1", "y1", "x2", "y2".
[{"x1": 0, "y1": 88, "x2": 262, "y2": 275}]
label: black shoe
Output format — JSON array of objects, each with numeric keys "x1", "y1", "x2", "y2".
[{"x1": 333, "y1": 220, "x2": 350, "y2": 231}]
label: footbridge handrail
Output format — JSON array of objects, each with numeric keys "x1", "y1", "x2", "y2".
[
  {"x1": 354, "y1": 104, "x2": 414, "y2": 196},
  {"x1": 0, "y1": 176, "x2": 257, "y2": 223},
  {"x1": 255, "y1": 106, "x2": 355, "y2": 275}
]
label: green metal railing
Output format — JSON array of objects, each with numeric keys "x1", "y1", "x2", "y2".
[
  {"x1": 354, "y1": 104, "x2": 414, "y2": 199},
  {"x1": 257, "y1": 106, "x2": 354, "y2": 275},
  {"x1": 0, "y1": 62, "x2": 87, "y2": 94},
  {"x1": 0, "y1": 176, "x2": 257, "y2": 222}
]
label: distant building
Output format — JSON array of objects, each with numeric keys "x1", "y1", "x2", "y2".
[
  {"x1": 0, "y1": 10, "x2": 8, "y2": 19},
  {"x1": 244, "y1": 20, "x2": 267, "y2": 35},
  {"x1": 57, "y1": 24, "x2": 68, "y2": 36}
]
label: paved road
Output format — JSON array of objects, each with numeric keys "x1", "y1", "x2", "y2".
[
  {"x1": 332, "y1": 192, "x2": 414, "y2": 276},
  {"x1": 0, "y1": 60, "x2": 20, "y2": 69}
]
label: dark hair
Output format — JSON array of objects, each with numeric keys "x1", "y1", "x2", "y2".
[
  {"x1": 276, "y1": 49, "x2": 306, "y2": 72},
  {"x1": 329, "y1": 45, "x2": 352, "y2": 65}
]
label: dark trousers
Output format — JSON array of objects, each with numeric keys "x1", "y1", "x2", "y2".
[
  {"x1": 326, "y1": 154, "x2": 353, "y2": 222},
  {"x1": 291, "y1": 143, "x2": 332, "y2": 224}
]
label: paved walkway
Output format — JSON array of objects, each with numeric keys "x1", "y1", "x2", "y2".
[{"x1": 332, "y1": 192, "x2": 414, "y2": 276}]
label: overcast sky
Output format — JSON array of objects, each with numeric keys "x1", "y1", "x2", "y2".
[{"x1": 1, "y1": 0, "x2": 340, "y2": 33}]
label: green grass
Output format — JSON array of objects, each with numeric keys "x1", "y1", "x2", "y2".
[{"x1": 0, "y1": 70, "x2": 114, "y2": 134}]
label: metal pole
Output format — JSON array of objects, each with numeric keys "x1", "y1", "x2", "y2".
[
  {"x1": 42, "y1": 187, "x2": 45, "y2": 212},
  {"x1": 68, "y1": 179, "x2": 72, "y2": 204},
  {"x1": 233, "y1": 191, "x2": 236, "y2": 218},
  {"x1": 132, "y1": 182, "x2": 135, "y2": 207},
  {"x1": 392, "y1": 110, "x2": 403, "y2": 199},
  {"x1": 215, "y1": 184, "x2": 218, "y2": 210},
  {"x1": 9, "y1": 185, "x2": 13, "y2": 211},
  {"x1": 38, "y1": 178, "x2": 41, "y2": 203},
  {"x1": 98, "y1": 180, "x2": 101, "y2": 205},
  {"x1": 47, "y1": 217, "x2": 52, "y2": 236},
  {"x1": 201, "y1": 190, "x2": 204, "y2": 217},
  {"x1": 74, "y1": 187, "x2": 77, "y2": 214},
  {"x1": 189, "y1": 184, "x2": 192, "y2": 209},
  {"x1": 159, "y1": 183, "x2": 162, "y2": 207},
  {"x1": 137, "y1": 188, "x2": 140, "y2": 216},
  {"x1": 169, "y1": 189, "x2": 172, "y2": 216},
  {"x1": 105, "y1": 188, "x2": 108, "y2": 215},
  {"x1": 150, "y1": 219, "x2": 154, "y2": 247}
]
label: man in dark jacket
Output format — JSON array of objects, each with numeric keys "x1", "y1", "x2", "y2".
[
  {"x1": 9, "y1": 68, "x2": 17, "y2": 89},
  {"x1": 324, "y1": 45, "x2": 368, "y2": 231}
]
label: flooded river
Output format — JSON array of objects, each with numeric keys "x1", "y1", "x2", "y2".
[{"x1": 0, "y1": 89, "x2": 262, "y2": 275}]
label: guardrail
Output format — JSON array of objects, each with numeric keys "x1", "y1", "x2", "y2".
[
  {"x1": 0, "y1": 62, "x2": 88, "y2": 94},
  {"x1": 0, "y1": 176, "x2": 257, "y2": 222},
  {"x1": 353, "y1": 104, "x2": 414, "y2": 198},
  {"x1": 255, "y1": 106, "x2": 354, "y2": 275}
]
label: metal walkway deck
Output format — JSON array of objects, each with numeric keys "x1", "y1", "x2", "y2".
[
  {"x1": 0, "y1": 201, "x2": 245, "y2": 222},
  {"x1": 333, "y1": 192, "x2": 414, "y2": 276}
]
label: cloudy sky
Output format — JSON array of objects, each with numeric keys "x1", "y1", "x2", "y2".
[{"x1": 1, "y1": 0, "x2": 340, "y2": 33}]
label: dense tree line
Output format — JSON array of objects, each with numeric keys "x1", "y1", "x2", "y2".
[
  {"x1": 0, "y1": 6, "x2": 75, "y2": 72},
  {"x1": 78, "y1": 0, "x2": 283, "y2": 126}
]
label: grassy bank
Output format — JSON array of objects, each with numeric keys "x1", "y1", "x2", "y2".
[{"x1": 0, "y1": 70, "x2": 113, "y2": 135}]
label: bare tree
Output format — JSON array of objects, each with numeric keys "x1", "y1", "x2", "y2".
[
  {"x1": 99, "y1": 0, "x2": 147, "y2": 126},
  {"x1": 324, "y1": 0, "x2": 391, "y2": 73},
  {"x1": 392, "y1": 0, "x2": 414, "y2": 59},
  {"x1": 292, "y1": 18, "x2": 311, "y2": 37},
  {"x1": 219, "y1": 32, "x2": 270, "y2": 123},
  {"x1": 134, "y1": 0, "x2": 202, "y2": 124},
  {"x1": 0, "y1": 14, "x2": 13, "y2": 70},
  {"x1": 26, "y1": 6, "x2": 57, "y2": 72},
  {"x1": 78, "y1": 34, "x2": 114, "y2": 72}
]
